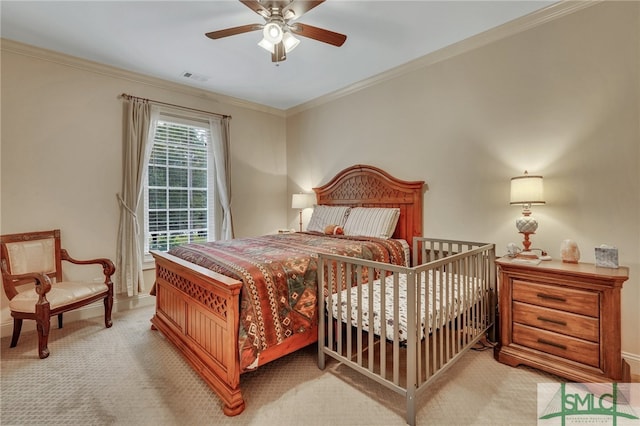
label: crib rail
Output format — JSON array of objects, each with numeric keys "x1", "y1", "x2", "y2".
[{"x1": 318, "y1": 237, "x2": 496, "y2": 426}]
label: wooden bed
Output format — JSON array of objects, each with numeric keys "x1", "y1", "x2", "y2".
[{"x1": 150, "y1": 164, "x2": 425, "y2": 416}]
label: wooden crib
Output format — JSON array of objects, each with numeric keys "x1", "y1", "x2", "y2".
[{"x1": 318, "y1": 238, "x2": 496, "y2": 426}]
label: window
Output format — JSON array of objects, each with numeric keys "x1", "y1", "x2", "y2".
[{"x1": 144, "y1": 116, "x2": 215, "y2": 253}]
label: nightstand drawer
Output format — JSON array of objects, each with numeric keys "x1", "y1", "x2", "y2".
[
  {"x1": 513, "y1": 280, "x2": 599, "y2": 317},
  {"x1": 512, "y1": 301, "x2": 599, "y2": 342},
  {"x1": 513, "y1": 323, "x2": 599, "y2": 368}
]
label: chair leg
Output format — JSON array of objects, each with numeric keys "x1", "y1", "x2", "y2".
[
  {"x1": 10, "y1": 318, "x2": 23, "y2": 348},
  {"x1": 58, "y1": 313, "x2": 63, "y2": 329},
  {"x1": 104, "y1": 294, "x2": 113, "y2": 328},
  {"x1": 35, "y1": 303, "x2": 51, "y2": 359},
  {"x1": 36, "y1": 321, "x2": 51, "y2": 359}
]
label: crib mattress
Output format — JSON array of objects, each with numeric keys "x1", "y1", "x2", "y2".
[{"x1": 329, "y1": 270, "x2": 482, "y2": 342}]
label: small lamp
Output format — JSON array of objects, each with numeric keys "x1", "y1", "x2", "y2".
[
  {"x1": 259, "y1": 25, "x2": 300, "y2": 55},
  {"x1": 282, "y1": 31, "x2": 300, "y2": 52},
  {"x1": 258, "y1": 22, "x2": 283, "y2": 53},
  {"x1": 292, "y1": 193, "x2": 314, "y2": 232},
  {"x1": 510, "y1": 171, "x2": 545, "y2": 258}
]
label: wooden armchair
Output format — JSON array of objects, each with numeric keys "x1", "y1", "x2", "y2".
[{"x1": 0, "y1": 229, "x2": 115, "y2": 358}]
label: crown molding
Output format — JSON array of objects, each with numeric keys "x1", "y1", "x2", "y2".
[
  {"x1": 286, "y1": 0, "x2": 600, "y2": 117},
  {"x1": 0, "y1": 38, "x2": 287, "y2": 118},
  {"x1": 1, "y1": 0, "x2": 598, "y2": 119}
]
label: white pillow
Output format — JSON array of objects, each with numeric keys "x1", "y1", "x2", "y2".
[
  {"x1": 342, "y1": 207, "x2": 400, "y2": 239},
  {"x1": 307, "y1": 205, "x2": 351, "y2": 233}
]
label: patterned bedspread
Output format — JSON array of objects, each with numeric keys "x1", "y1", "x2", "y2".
[{"x1": 167, "y1": 232, "x2": 407, "y2": 371}]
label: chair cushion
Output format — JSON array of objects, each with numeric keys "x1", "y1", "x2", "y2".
[{"x1": 9, "y1": 281, "x2": 108, "y2": 313}]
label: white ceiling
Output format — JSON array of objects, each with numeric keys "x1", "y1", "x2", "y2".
[{"x1": 1, "y1": 1, "x2": 555, "y2": 110}]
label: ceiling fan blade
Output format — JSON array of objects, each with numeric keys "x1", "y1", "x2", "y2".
[
  {"x1": 290, "y1": 23, "x2": 346, "y2": 47},
  {"x1": 283, "y1": 1, "x2": 325, "y2": 20},
  {"x1": 272, "y1": 42, "x2": 286, "y2": 62},
  {"x1": 240, "y1": 0, "x2": 270, "y2": 18},
  {"x1": 205, "y1": 24, "x2": 262, "y2": 40}
]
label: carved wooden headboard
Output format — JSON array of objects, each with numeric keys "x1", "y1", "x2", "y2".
[{"x1": 313, "y1": 164, "x2": 425, "y2": 249}]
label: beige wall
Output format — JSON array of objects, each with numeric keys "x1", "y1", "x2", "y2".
[
  {"x1": 0, "y1": 41, "x2": 287, "y2": 320},
  {"x1": 287, "y1": 2, "x2": 640, "y2": 370},
  {"x1": 1, "y1": 2, "x2": 638, "y2": 372}
]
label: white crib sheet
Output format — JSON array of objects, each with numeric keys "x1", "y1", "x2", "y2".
[{"x1": 329, "y1": 270, "x2": 482, "y2": 342}]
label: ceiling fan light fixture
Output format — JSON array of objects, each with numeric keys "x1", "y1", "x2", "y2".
[
  {"x1": 282, "y1": 32, "x2": 300, "y2": 53},
  {"x1": 258, "y1": 38, "x2": 275, "y2": 54},
  {"x1": 205, "y1": 1, "x2": 347, "y2": 63},
  {"x1": 262, "y1": 22, "x2": 283, "y2": 44}
]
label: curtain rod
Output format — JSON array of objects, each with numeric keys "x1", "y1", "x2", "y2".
[{"x1": 119, "y1": 93, "x2": 231, "y2": 119}]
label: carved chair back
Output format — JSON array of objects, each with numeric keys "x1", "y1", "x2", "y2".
[{"x1": 1, "y1": 230, "x2": 64, "y2": 298}]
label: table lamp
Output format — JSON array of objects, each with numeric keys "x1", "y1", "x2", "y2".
[
  {"x1": 510, "y1": 171, "x2": 545, "y2": 259},
  {"x1": 292, "y1": 193, "x2": 314, "y2": 232}
]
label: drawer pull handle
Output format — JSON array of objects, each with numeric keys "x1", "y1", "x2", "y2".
[
  {"x1": 537, "y1": 338, "x2": 567, "y2": 350},
  {"x1": 537, "y1": 316, "x2": 567, "y2": 326},
  {"x1": 536, "y1": 293, "x2": 566, "y2": 303}
]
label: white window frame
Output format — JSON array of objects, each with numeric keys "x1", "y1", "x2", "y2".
[{"x1": 141, "y1": 112, "x2": 217, "y2": 263}]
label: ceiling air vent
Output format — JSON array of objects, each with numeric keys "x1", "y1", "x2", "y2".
[{"x1": 181, "y1": 71, "x2": 209, "y2": 82}]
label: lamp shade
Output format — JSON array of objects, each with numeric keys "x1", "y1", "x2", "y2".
[
  {"x1": 258, "y1": 38, "x2": 275, "y2": 53},
  {"x1": 282, "y1": 32, "x2": 300, "y2": 52},
  {"x1": 292, "y1": 193, "x2": 314, "y2": 209},
  {"x1": 510, "y1": 172, "x2": 545, "y2": 205},
  {"x1": 263, "y1": 22, "x2": 283, "y2": 44}
]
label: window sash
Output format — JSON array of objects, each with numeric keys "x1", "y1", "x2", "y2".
[{"x1": 144, "y1": 116, "x2": 215, "y2": 254}]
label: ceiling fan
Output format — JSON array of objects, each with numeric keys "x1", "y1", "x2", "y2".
[{"x1": 205, "y1": 0, "x2": 347, "y2": 63}]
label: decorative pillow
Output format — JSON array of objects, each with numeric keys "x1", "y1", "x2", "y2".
[
  {"x1": 342, "y1": 207, "x2": 400, "y2": 239},
  {"x1": 307, "y1": 205, "x2": 351, "y2": 233},
  {"x1": 324, "y1": 224, "x2": 344, "y2": 235}
]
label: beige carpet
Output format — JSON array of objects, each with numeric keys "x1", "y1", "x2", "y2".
[{"x1": 1, "y1": 305, "x2": 564, "y2": 425}]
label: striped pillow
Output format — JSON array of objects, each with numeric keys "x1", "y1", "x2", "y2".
[
  {"x1": 307, "y1": 205, "x2": 351, "y2": 233},
  {"x1": 343, "y1": 207, "x2": 400, "y2": 239}
]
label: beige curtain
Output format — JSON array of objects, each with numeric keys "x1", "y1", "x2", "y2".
[
  {"x1": 209, "y1": 116, "x2": 234, "y2": 240},
  {"x1": 116, "y1": 99, "x2": 158, "y2": 296}
]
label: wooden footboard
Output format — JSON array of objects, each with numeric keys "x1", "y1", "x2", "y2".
[
  {"x1": 150, "y1": 250, "x2": 321, "y2": 416},
  {"x1": 150, "y1": 250, "x2": 246, "y2": 416}
]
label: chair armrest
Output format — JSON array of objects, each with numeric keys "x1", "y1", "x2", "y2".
[
  {"x1": 60, "y1": 249, "x2": 116, "y2": 279},
  {"x1": 1, "y1": 269, "x2": 52, "y2": 302}
]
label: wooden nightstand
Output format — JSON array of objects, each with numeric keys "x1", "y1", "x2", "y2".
[{"x1": 494, "y1": 257, "x2": 630, "y2": 382}]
